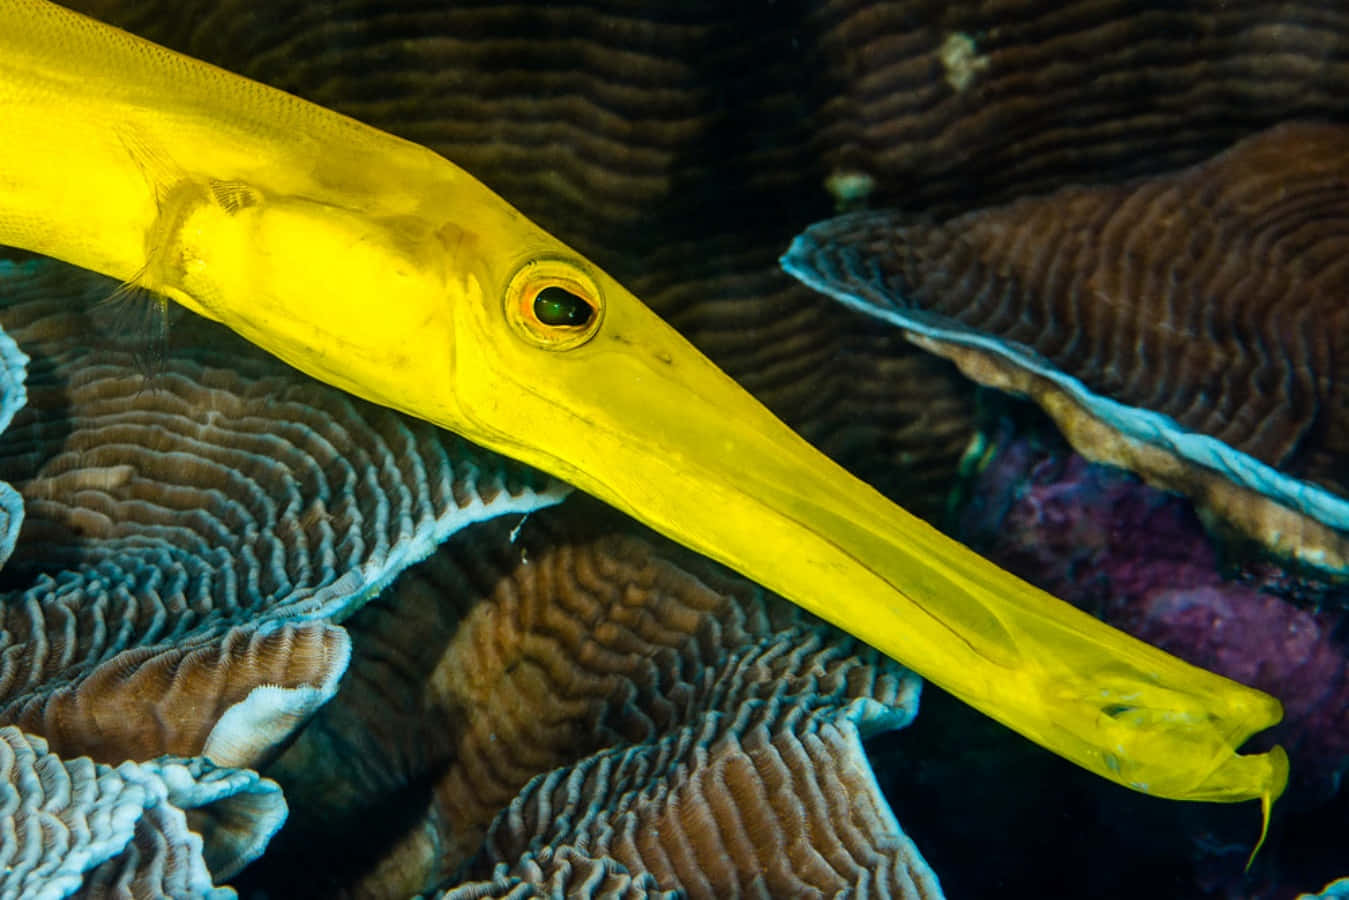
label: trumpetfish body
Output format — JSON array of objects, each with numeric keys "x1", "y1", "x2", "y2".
[{"x1": 0, "y1": 0, "x2": 1288, "y2": 842}]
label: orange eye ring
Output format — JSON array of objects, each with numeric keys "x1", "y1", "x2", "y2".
[{"x1": 504, "y1": 258, "x2": 604, "y2": 351}]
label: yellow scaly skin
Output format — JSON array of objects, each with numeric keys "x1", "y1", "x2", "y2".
[{"x1": 0, "y1": 0, "x2": 1287, "y2": 845}]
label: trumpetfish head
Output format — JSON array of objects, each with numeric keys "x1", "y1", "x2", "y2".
[{"x1": 162, "y1": 167, "x2": 876, "y2": 574}]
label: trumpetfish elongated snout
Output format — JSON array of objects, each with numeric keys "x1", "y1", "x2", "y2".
[{"x1": 0, "y1": 0, "x2": 1287, "y2": 844}]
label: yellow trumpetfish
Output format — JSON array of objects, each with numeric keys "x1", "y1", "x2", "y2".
[{"x1": 0, "y1": 0, "x2": 1287, "y2": 841}]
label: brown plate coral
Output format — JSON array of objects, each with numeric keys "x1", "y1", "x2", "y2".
[
  {"x1": 784, "y1": 122, "x2": 1349, "y2": 572},
  {"x1": 247, "y1": 505, "x2": 939, "y2": 898},
  {"x1": 0, "y1": 259, "x2": 568, "y2": 894}
]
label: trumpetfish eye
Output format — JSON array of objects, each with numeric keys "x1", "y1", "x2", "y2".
[
  {"x1": 534, "y1": 286, "x2": 593, "y2": 327},
  {"x1": 505, "y1": 258, "x2": 603, "y2": 350}
]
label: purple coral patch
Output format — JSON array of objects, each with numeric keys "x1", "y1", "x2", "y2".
[{"x1": 957, "y1": 432, "x2": 1349, "y2": 801}]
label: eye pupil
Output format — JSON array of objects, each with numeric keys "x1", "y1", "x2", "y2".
[{"x1": 533, "y1": 285, "x2": 593, "y2": 327}]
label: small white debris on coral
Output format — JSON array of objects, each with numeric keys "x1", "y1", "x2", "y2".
[
  {"x1": 939, "y1": 32, "x2": 990, "y2": 93},
  {"x1": 824, "y1": 170, "x2": 876, "y2": 213}
]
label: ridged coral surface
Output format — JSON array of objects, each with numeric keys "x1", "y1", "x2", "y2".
[
  {"x1": 783, "y1": 123, "x2": 1349, "y2": 568},
  {"x1": 0, "y1": 259, "x2": 569, "y2": 894},
  {"x1": 805, "y1": 0, "x2": 1349, "y2": 212},
  {"x1": 246, "y1": 505, "x2": 934, "y2": 899},
  {"x1": 470, "y1": 697, "x2": 939, "y2": 899},
  {"x1": 0, "y1": 261, "x2": 568, "y2": 766},
  {"x1": 787, "y1": 123, "x2": 1349, "y2": 487},
  {"x1": 4, "y1": 620, "x2": 350, "y2": 768},
  {"x1": 73, "y1": 0, "x2": 1349, "y2": 219},
  {"x1": 0, "y1": 725, "x2": 283, "y2": 899}
]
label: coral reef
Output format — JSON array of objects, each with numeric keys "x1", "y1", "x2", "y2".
[
  {"x1": 0, "y1": 260, "x2": 945, "y2": 897},
  {"x1": 245, "y1": 504, "x2": 937, "y2": 898},
  {"x1": 783, "y1": 122, "x2": 1349, "y2": 570},
  {"x1": 0, "y1": 261, "x2": 565, "y2": 766},
  {"x1": 7, "y1": 0, "x2": 1349, "y2": 894},
  {"x1": 0, "y1": 259, "x2": 567, "y2": 894},
  {"x1": 805, "y1": 1, "x2": 1349, "y2": 212}
]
